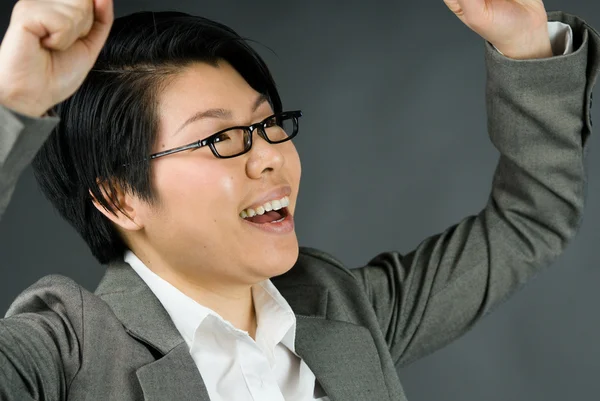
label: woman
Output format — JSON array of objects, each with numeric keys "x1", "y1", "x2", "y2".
[{"x1": 0, "y1": 0, "x2": 597, "y2": 400}]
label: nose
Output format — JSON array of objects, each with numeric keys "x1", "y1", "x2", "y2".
[{"x1": 245, "y1": 132, "x2": 285, "y2": 179}]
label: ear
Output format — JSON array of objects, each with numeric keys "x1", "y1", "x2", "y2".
[{"x1": 89, "y1": 179, "x2": 144, "y2": 232}]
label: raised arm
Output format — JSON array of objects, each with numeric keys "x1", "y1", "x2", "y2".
[
  {"x1": 0, "y1": 0, "x2": 112, "y2": 222},
  {"x1": 0, "y1": 0, "x2": 112, "y2": 397},
  {"x1": 350, "y1": 6, "x2": 600, "y2": 367}
]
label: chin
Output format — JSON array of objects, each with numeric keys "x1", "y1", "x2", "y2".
[{"x1": 255, "y1": 239, "x2": 299, "y2": 278}]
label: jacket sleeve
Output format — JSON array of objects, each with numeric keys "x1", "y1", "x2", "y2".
[
  {"x1": 0, "y1": 105, "x2": 59, "y2": 222},
  {"x1": 350, "y1": 11, "x2": 600, "y2": 367},
  {"x1": 0, "y1": 90, "x2": 68, "y2": 398},
  {"x1": 0, "y1": 276, "x2": 83, "y2": 400}
]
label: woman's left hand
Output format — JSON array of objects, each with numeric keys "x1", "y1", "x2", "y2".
[{"x1": 443, "y1": 0, "x2": 553, "y2": 59}]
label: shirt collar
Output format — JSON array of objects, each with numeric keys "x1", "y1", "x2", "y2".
[
  {"x1": 253, "y1": 278, "x2": 297, "y2": 362},
  {"x1": 124, "y1": 250, "x2": 297, "y2": 359},
  {"x1": 125, "y1": 250, "x2": 213, "y2": 348}
]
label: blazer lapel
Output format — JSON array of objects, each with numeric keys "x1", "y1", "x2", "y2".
[
  {"x1": 273, "y1": 281, "x2": 391, "y2": 401},
  {"x1": 95, "y1": 261, "x2": 211, "y2": 401},
  {"x1": 136, "y1": 342, "x2": 209, "y2": 401}
]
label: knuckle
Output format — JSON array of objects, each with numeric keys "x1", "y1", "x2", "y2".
[
  {"x1": 48, "y1": 21, "x2": 76, "y2": 47},
  {"x1": 68, "y1": 5, "x2": 92, "y2": 33},
  {"x1": 72, "y1": 6, "x2": 86, "y2": 22},
  {"x1": 56, "y1": 14, "x2": 75, "y2": 34},
  {"x1": 81, "y1": 0, "x2": 94, "y2": 15}
]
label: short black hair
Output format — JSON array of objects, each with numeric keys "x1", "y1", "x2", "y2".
[{"x1": 31, "y1": 11, "x2": 282, "y2": 265}]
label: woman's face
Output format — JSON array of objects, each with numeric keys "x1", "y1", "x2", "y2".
[{"x1": 126, "y1": 61, "x2": 301, "y2": 288}]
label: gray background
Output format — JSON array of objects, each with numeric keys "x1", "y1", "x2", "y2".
[{"x1": 1, "y1": 0, "x2": 599, "y2": 400}]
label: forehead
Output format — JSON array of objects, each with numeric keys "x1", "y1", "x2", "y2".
[{"x1": 157, "y1": 60, "x2": 264, "y2": 124}]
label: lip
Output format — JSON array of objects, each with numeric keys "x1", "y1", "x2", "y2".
[{"x1": 241, "y1": 185, "x2": 292, "y2": 212}]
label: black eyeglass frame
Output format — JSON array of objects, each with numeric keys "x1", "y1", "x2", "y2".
[{"x1": 148, "y1": 109, "x2": 303, "y2": 161}]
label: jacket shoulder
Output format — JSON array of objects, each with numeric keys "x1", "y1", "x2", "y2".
[
  {"x1": 282, "y1": 247, "x2": 362, "y2": 292},
  {"x1": 5, "y1": 274, "x2": 113, "y2": 327},
  {"x1": 6, "y1": 274, "x2": 85, "y2": 317},
  {"x1": 298, "y1": 246, "x2": 351, "y2": 275}
]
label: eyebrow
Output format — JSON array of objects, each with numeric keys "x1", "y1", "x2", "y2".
[{"x1": 171, "y1": 93, "x2": 270, "y2": 137}]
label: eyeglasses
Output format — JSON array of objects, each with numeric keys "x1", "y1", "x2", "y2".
[{"x1": 149, "y1": 110, "x2": 302, "y2": 161}]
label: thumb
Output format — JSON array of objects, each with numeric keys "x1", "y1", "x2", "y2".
[{"x1": 81, "y1": 0, "x2": 114, "y2": 59}]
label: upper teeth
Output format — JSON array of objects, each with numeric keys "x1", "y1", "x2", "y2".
[{"x1": 240, "y1": 196, "x2": 290, "y2": 219}]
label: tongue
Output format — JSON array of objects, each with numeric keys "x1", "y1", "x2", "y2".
[{"x1": 247, "y1": 210, "x2": 284, "y2": 224}]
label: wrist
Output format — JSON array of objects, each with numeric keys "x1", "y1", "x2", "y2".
[
  {"x1": 0, "y1": 88, "x2": 48, "y2": 118},
  {"x1": 494, "y1": 29, "x2": 554, "y2": 60}
]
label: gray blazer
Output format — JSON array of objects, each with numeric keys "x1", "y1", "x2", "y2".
[{"x1": 0, "y1": 11, "x2": 598, "y2": 401}]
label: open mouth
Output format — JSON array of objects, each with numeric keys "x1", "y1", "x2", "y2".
[{"x1": 239, "y1": 196, "x2": 290, "y2": 224}]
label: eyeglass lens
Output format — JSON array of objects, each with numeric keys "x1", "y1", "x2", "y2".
[{"x1": 212, "y1": 114, "x2": 298, "y2": 157}]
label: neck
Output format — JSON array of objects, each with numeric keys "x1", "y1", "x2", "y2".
[
  {"x1": 131, "y1": 248, "x2": 259, "y2": 339},
  {"x1": 172, "y1": 272, "x2": 258, "y2": 339}
]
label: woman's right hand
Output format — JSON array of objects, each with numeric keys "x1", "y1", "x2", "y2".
[{"x1": 0, "y1": 0, "x2": 113, "y2": 117}]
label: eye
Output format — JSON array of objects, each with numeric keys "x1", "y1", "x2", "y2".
[
  {"x1": 263, "y1": 116, "x2": 279, "y2": 128},
  {"x1": 214, "y1": 132, "x2": 232, "y2": 143}
]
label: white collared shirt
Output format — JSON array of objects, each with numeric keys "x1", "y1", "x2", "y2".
[{"x1": 125, "y1": 250, "x2": 328, "y2": 401}]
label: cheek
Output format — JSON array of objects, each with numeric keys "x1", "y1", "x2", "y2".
[
  {"x1": 292, "y1": 146, "x2": 301, "y2": 178},
  {"x1": 284, "y1": 144, "x2": 302, "y2": 213},
  {"x1": 151, "y1": 159, "x2": 239, "y2": 219},
  {"x1": 283, "y1": 141, "x2": 301, "y2": 175}
]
